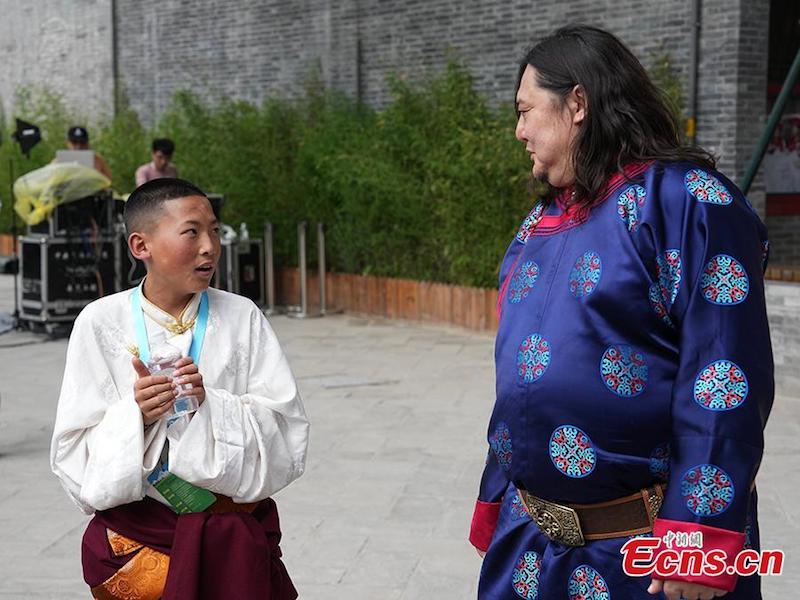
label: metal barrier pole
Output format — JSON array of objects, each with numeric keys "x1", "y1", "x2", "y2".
[
  {"x1": 263, "y1": 222, "x2": 280, "y2": 315},
  {"x1": 288, "y1": 221, "x2": 320, "y2": 319},
  {"x1": 299, "y1": 221, "x2": 308, "y2": 315},
  {"x1": 318, "y1": 222, "x2": 327, "y2": 314}
]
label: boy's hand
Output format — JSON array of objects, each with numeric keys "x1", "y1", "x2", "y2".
[
  {"x1": 171, "y1": 357, "x2": 206, "y2": 407},
  {"x1": 132, "y1": 357, "x2": 178, "y2": 426},
  {"x1": 648, "y1": 579, "x2": 727, "y2": 599}
]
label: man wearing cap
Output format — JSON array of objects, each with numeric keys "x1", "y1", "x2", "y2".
[{"x1": 64, "y1": 125, "x2": 113, "y2": 181}]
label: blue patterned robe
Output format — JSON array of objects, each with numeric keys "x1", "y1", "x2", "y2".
[{"x1": 472, "y1": 161, "x2": 773, "y2": 599}]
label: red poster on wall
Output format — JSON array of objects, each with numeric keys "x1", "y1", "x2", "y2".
[{"x1": 765, "y1": 114, "x2": 800, "y2": 215}]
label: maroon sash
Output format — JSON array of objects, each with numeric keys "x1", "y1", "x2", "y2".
[{"x1": 82, "y1": 496, "x2": 297, "y2": 600}]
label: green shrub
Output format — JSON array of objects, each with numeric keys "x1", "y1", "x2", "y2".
[{"x1": 0, "y1": 62, "x2": 547, "y2": 288}]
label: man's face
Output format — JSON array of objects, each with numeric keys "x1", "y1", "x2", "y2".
[
  {"x1": 514, "y1": 65, "x2": 583, "y2": 188},
  {"x1": 67, "y1": 140, "x2": 89, "y2": 150},
  {"x1": 152, "y1": 150, "x2": 171, "y2": 171},
  {"x1": 133, "y1": 196, "x2": 220, "y2": 295}
]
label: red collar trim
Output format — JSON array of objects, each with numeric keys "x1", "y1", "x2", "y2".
[{"x1": 535, "y1": 161, "x2": 653, "y2": 232}]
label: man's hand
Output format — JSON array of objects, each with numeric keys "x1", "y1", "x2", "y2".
[
  {"x1": 132, "y1": 357, "x2": 177, "y2": 426},
  {"x1": 648, "y1": 579, "x2": 727, "y2": 599},
  {"x1": 171, "y1": 356, "x2": 206, "y2": 407}
]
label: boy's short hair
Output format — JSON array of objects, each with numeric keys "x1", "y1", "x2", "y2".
[
  {"x1": 152, "y1": 138, "x2": 175, "y2": 156},
  {"x1": 124, "y1": 178, "x2": 208, "y2": 235}
]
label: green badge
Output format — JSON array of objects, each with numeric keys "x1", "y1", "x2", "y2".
[{"x1": 153, "y1": 473, "x2": 217, "y2": 514}]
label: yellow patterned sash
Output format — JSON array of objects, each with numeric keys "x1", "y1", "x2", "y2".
[{"x1": 91, "y1": 530, "x2": 169, "y2": 600}]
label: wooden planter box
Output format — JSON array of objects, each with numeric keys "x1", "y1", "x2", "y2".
[
  {"x1": 0, "y1": 234, "x2": 14, "y2": 256},
  {"x1": 275, "y1": 267, "x2": 499, "y2": 332}
]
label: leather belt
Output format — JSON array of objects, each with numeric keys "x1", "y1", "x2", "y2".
[{"x1": 516, "y1": 484, "x2": 665, "y2": 547}]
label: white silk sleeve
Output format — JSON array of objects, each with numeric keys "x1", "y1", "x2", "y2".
[
  {"x1": 50, "y1": 303, "x2": 165, "y2": 514},
  {"x1": 166, "y1": 308, "x2": 309, "y2": 502}
]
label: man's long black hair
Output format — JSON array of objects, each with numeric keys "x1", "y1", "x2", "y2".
[{"x1": 518, "y1": 25, "x2": 716, "y2": 208}]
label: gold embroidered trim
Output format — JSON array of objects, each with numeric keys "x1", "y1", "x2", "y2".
[
  {"x1": 140, "y1": 292, "x2": 199, "y2": 335},
  {"x1": 107, "y1": 529, "x2": 143, "y2": 556},
  {"x1": 91, "y1": 546, "x2": 169, "y2": 600}
]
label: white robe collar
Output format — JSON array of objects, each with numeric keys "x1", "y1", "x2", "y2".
[{"x1": 138, "y1": 278, "x2": 201, "y2": 335}]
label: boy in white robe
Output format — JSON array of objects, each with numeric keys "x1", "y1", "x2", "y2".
[{"x1": 50, "y1": 178, "x2": 308, "y2": 599}]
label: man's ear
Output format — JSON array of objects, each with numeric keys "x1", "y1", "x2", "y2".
[
  {"x1": 128, "y1": 232, "x2": 151, "y2": 261},
  {"x1": 568, "y1": 84, "x2": 587, "y2": 126}
]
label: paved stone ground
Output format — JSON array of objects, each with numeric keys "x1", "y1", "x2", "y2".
[{"x1": 0, "y1": 272, "x2": 796, "y2": 598}]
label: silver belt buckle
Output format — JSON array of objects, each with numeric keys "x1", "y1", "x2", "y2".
[{"x1": 519, "y1": 490, "x2": 585, "y2": 547}]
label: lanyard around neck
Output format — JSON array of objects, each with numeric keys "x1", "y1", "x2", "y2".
[{"x1": 131, "y1": 287, "x2": 209, "y2": 364}]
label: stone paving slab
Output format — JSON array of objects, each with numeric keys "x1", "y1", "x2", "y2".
[{"x1": 0, "y1": 273, "x2": 796, "y2": 598}]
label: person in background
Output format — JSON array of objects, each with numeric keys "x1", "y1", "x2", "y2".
[
  {"x1": 64, "y1": 125, "x2": 113, "y2": 181},
  {"x1": 136, "y1": 138, "x2": 179, "y2": 187}
]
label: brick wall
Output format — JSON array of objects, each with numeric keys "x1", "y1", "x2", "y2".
[
  {"x1": 2, "y1": 0, "x2": 792, "y2": 258},
  {"x1": 0, "y1": 1, "x2": 772, "y2": 202},
  {"x1": 0, "y1": 0, "x2": 114, "y2": 123},
  {"x1": 766, "y1": 216, "x2": 800, "y2": 265},
  {"x1": 112, "y1": 0, "x2": 770, "y2": 203}
]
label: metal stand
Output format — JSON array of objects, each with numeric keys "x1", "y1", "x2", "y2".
[
  {"x1": 8, "y1": 158, "x2": 23, "y2": 330},
  {"x1": 262, "y1": 222, "x2": 282, "y2": 315},
  {"x1": 287, "y1": 221, "x2": 321, "y2": 319}
]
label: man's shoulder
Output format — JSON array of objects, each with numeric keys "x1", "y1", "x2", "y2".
[{"x1": 647, "y1": 160, "x2": 736, "y2": 192}]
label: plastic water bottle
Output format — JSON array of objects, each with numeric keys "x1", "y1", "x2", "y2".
[{"x1": 145, "y1": 343, "x2": 199, "y2": 418}]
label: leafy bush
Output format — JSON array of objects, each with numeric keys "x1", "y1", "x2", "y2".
[{"x1": 1, "y1": 56, "x2": 684, "y2": 288}]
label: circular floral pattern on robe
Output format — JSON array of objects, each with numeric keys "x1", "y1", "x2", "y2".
[
  {"x1": 512, "y1": 551, "x2": 542, "y2": 599},
  {"x1": 516, "y1": 203, "x2": 546, "y2": 244},
  {"x1": 648, "y1": 282, "x2": 674, "y2": 328},
  {"x1": 656, "y1": 249, "x2": 682, "y2": 306},
  {"x1": 617, "y1": 184, "x2": 647, "y2": 231},
  {"x1": 550, "y1": 425, "x2": 596, "y2": 478},
  {"x1": 510, "y1": 261, "x2": 540, "y2": 304},
  {"x1": 684, "y1": 169, "x2": 733, "y2": 205},
  {"x1": 649, "y1": 442, "x2": 671, "y2": 481},
  {"x1": 693, "y1": 360, "x2": 748, "y2": 411},
  {"x1": 700, "y1": 254, "x2": 749, "y2": 305},
  {"x1": 517, "y1": 334, "x2": 551, "y2": 383},
  {"x1": 568, "y1": 565, "x2": 611, "y2": 600},
  {"x1": 569, "y1": 251, "x2": 602, "y2": 298},
  {"x1": 681, "y1": 464, "x2": 735, "y2": 517},
  {"x1": 489, "y1": 422, "x2": 513, "y2": 471},
  {"x1": 600, "y1": 345, "x2": 648, "y2": 397}
]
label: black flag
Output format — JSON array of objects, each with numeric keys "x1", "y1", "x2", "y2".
[{"x1": 12, "y1": 118, "x2": 41, "y2": 157}]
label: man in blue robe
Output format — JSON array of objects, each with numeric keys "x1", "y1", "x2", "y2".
[{"x1": 471, "y1": 25, "x2": 773, "y2": 600}]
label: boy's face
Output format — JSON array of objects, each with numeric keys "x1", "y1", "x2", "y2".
[{"x1": 131, "y1": 195, "x2": 220, "y2": 294}]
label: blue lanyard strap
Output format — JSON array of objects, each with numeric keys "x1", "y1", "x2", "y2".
[{"x1": 131, "y1": 287, "x2": 209, "y2": 365}]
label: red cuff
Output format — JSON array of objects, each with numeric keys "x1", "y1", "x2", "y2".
[
  {"x1": 652, "y1": 518, "x2": 746, "y2": 592},
  {"x1": 469, "y1": 499, "x2": 502, "y2": 552}
]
